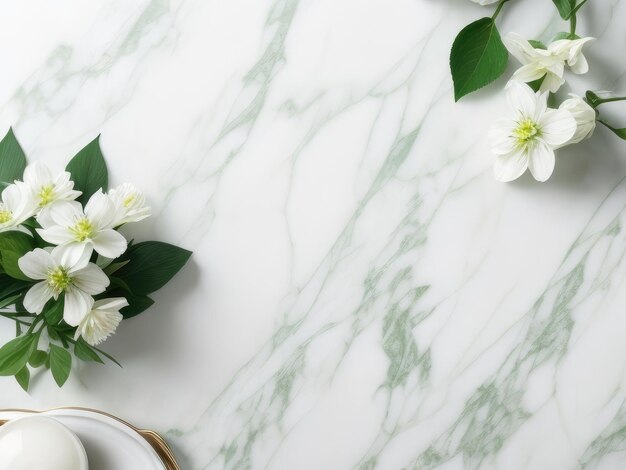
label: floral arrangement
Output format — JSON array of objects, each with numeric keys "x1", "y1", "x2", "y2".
[
  {"x1": 451, "y1": 0, "x2": 624, "y2": 181},
  {"x1": 0, "y1": 129, "x2": 191, "y2": 390}
]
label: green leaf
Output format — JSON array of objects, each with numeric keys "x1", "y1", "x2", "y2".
[
  {"x1": 49, "y1": 344, "x2": 72, "y2": 387},
  {"x1": 450, "y1": 18, "x2": 509, "y2": 101},
  {"x1": 106, "y1": 288, "x2": 155, "y2": 318},
  {"x1": 29, "y1": 350, "x2": 48, "y2": 368},
  {"x1": 553, "y1": 31, "x2": 579, "y2": 41},
  {"x1": 527, "y1": 76, "x2": 545, "y2": 92},
  {"x1": 599, "y1": 120, "x2": 626, "y2": 139},
  {"x1": 0, "y1": 293, "x2": 22, "y2": 309},
  {"x1": 0, "y1": 275, "x2": 28, "y2": 299},
  {"x1": 44, "y1": 298, "x2": 64, "y2": 325},
  {"x1": 0, "y1": 334, "x2": 38, "y2": 376},
  {"x1": 14, "y1": 366, "x2": 30, "y2": 391},
  {"x1": 552, "y1": 0, "x2": 575, "y2": 19},
  {"x1": 0, "y1": 232, "x2": 35, "y2": 280},
  {"x1": 528, "y1": 40, "x2": 546, "y2": 50},
  {"x1": 74, "y1": 339, "x2": 104, "y2": 364},
  {"x1": 65, "y1": 136, "x2": 108, "y2": 205},
  {"x1": 0, "y1": 128, "x2": 27, "y2": 184},
  {"x1": 114, "y1": 241, "x2": 192, "y2": 295}
]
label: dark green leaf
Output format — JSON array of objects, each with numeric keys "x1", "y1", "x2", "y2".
[
  {"x1": 0, "y1": 232, "x2": 36, "y2": 280},
  {"x1": 74, "y1": 339, "x2": 104, "y2": 364},
  {"x1": 599, "y1": 120, "x2": 626, "y2": 139},
  {"x1": 585, "y1": 90, "x2": 602, "y2": 107},
  {"x1": 29, "y1": 350, "x2": 48, "y2": 368},
  {"x1": 44, "y1": 298, "x2": 64, "y2": 325},
  {"x1": 552, "y1": 0, "x2": 575, "y2": 19},
  {"x1": 527, "y1": 77, "x2": 545, "y2": 92},
  {"x1": 0, "y1": 128, "x2": 27, "y2": 183},
  {"x1": 0, "y1": 275, "x2": 26, "y2": 299},
  {"x1": 450, "y1": 18, "x2": 509, "y2": 101},
  {"x1": 106, "y1": 288, "x2": 155, "y2": 318},
  {"x1": 115, "y1": 241, "x2": 192, "y2": 295},
  {"x1": 0, "y1": 334, "x2": 38, "y2": 376},
  {"x1": 65, "y1": 136, "x2": 108, "y2": 205},
  {"x1": 14, "y1": 366, "x2": 30, "y2": 391},
  {"x1": 49, "y1": 344, "x2": 72, "y2": 387}
]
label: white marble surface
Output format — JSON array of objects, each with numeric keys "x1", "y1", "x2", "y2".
[{"x1": 1, "y1": 0, "x2": 626, "y2": 468}]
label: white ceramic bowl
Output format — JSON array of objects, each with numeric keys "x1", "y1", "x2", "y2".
[{"x1": 0, "y1": 415, "x2": 89, "y2": 470}]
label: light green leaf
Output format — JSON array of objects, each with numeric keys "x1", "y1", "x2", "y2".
[
  {"x1": 114, "y1": 241, "x2": 192, "y2": 295},
  {"x1": 0, "y1": 128, "x2": 27, "y2": 184},
  {"x1": 15, "y1": 366, "x2": 30, "y2": 391},
  {"x1": 65, "y1": 136, "x2": 108, "y2": 205},
  {"x1": 450, "y1": 18, "x2": 509, "y2": 101},
  {"x1": 528, "y1": 40, "x2": 547, "y2": 50},
  {"x1": 0, "y1": 334, "x2": 38, "y2": 376},
  {"x1": 49, "y1": 344, "x2": 72, "y2": 387},
  {"x1": 0, "y1": 232, "x2": 35, "y2": 281}
]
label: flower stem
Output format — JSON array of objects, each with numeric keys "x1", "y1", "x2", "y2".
[
  {"x1": 492, "y1": 0, "x2": 510, "y2": 20},
  {"x1": 595, "y1": 96, "x2": 626, "y2": 105},
  {"x1": 569, "y1": 13, "x2": 577, "y2": 37}
]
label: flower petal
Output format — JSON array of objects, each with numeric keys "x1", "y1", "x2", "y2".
[
  {"x1": 85, "y1": 190, "x2": 115, "y2": 229},
  {"x1": 23, "y1": 281, "x2": 54, "y2": 314},
  {"x1": 494, "y1": 149, "x2": 529, "y2": 182},
  {"x1": 528, "y1": 140, "x2": 556, "y2": 182},
  {"x1": 488, "y1": 119, "x2": 516, "y2": 155},
  {"x1": 48, "y1": 201, "x2": 83, "y2": 228},
  {"x1": 506, "y1": 80, "x2": 538, "y2": 118},
  {"x1": 63, "y1": 288, "x2": 94, "y2": 326},
  {"x1": 37, "y1": 225, "x2": 75, "y2": 245},
  {"x1": 93, "y1": 297, "x2": 129, "y2": 312},
  {"x1": 539, "y1": 109, "x2": 577, "y2": 146},
  {"x1": 23, "y1": 161, "x2": 52, "y2": 188},
  {"x1": 18, "y1": 248, "x2": 54, "y2": 280},
  {"x1": 92, "y1": 229, "x2": 127, "y2": 259},
  {"x1": 504, "y1": 33, "x2": 540, "y2": 65},
  {"x1": 72, "y1": 263, "x2": 110, "y2": 295},
  {"x1": 53, "y1": 243, "x2": 93, "y2": 271},
  {"x1": 511, "y1": 63, "x2": 546, "y2": 83}
]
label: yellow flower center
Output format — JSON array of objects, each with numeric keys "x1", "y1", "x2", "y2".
[
  {"x1": 70, "y1": 218, "x2": 94, "y2": 242},
  {"x1": 47, "y1": 267, "x2": 72, "y2": 292},
  {"x1": 513, "y1": 118, "x2": 540, "y2": 147},
  {"x1": 123, "y1": 194, "x2": 136, "y2": 208},
  {"x1": 0, "y1": 209, "x2": 12, "y2": 224},
  {"x1": 38, "y1": 185, "x2": 55, "y2": 206}
]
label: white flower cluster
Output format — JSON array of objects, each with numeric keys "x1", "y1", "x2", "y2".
[
  {"x1": 490, "y1": 34, "x2": 596, "y2": 182},
  {"x1": 0, "y1": 162, "x2": 150, "y2": 345}
]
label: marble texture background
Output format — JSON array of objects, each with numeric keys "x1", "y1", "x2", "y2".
[{"x1": 1, "y1": 0, "x2": 626, "y2": 468}]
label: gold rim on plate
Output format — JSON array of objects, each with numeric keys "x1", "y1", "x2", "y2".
[{"x1": 0, "y1": 407, "x2": 181, "y2": 470}]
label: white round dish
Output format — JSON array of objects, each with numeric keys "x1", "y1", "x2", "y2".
[
  {"x1": 0, "y1": 415, "x2": 88, "y2": 470},
  {"x1": 0, "y1": 409, "x2": 174, "y2": 470}
]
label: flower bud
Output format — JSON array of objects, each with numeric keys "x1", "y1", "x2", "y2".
[{"x1": 559, "y1": 95, "x2": 596, "y2": 145}]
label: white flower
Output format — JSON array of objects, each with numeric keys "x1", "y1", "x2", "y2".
[
  {"x1": 549, "y1": 37, "x2": 595, "y2": 74},
  {"x1": 471, "y1": 0, "x2": 499, "y2": 4},
  {"x1": 18, "y1": 246, "x2": 110, "y2": 326},
  {"x1": 23, "y1": 161, "x2": 81, "y2": 211},
  {"x1": 37, "y1": 190, "x2": 127, "y2": 261},
  {"x1": 0, "y1": 182, "x2": 36, "y2": 233},
  {"x1": 504, "y1": 33, "x2": 594, "y2": 93},
  {"x1": 558, "y1": 94, "x2": 597, "y2": 145},
  {"x1": 108, "y1": 183, "x2": 151, "y2": 226},
  {"x1": 489, "y1": 81, "x2": 577, "y2": 182},
  {"x1": 75, "y1": 298, "x2": 128, "y2": 346}
]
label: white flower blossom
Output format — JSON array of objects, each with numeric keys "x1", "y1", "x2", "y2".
[
  {"x1": 18, "y1": 246, "x2": 110, "y2": 326},
  {"x1": 504, "y1": 33, "x2": 595, "y2": 93},
  {"x1": 23, "y1": 162, "x2": 81, "y2": 212},
  {"x1": 37, "y1": 190, "x2": 127, "y2": 261},
  {"x1": 558, "y1": 94, "x2": 597, "y2": 146},
  {"x1": 108, "y1": 183, "x2": 151, "y2": 226},
  {"x1": 0, "y1": 182, "x2": 36, "y2": 233},
  {"x1": 489, "y1": 81, "x2": 577, "y2": 182},
  {"x1": 75, "y1": 298, "x2": 128, "y2": 346}
]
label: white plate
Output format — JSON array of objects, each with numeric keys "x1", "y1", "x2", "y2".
[{"x1": 0, "y1": 409, "x2": 176, "y2": 470}]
